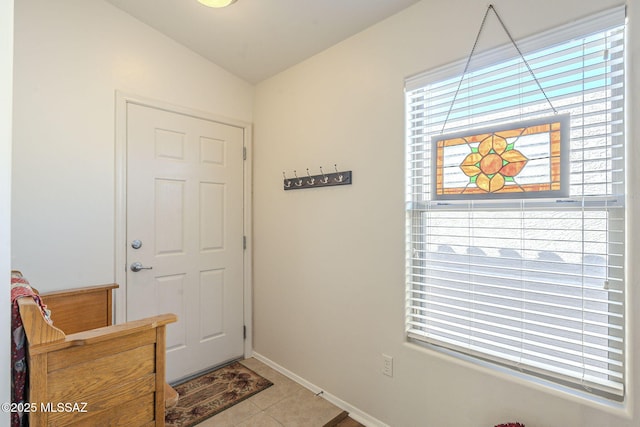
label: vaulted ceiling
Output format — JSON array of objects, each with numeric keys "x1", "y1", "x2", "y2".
[{"x1": 105, "y1": 0, "x2": 421, "y2": 84}]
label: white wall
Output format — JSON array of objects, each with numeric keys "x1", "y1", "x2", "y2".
[
  {"x1": 1, "y1": 0, "x2": 13, "y2": 425},
  {"x1": 11, "y1": 0, "x2": 254, "y2": 291},
  {"x1": 253, "y1": 0, "x2": 639, "y2": 426}
]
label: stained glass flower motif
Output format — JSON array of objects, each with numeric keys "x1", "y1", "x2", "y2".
[
  {"x1": 459, "y1": 134, "x2": 529, "y2": 193},
  {"x1": 432, "y1": 114, "x2": 569, "y2": 200}
]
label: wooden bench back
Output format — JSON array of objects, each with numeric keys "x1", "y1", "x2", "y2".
[{"x1": 39, "y1": 283, "x2": 118, "y2": 334}]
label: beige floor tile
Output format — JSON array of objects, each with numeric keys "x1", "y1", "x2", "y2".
[
  {"x1": 236, "y1": 412, "x2": 284, "y2": 427},
  {"x1": 248, "y1": 370, "x2": 306, "y2": 410},
  {"x1": 197, "y1": 399, "x2": 261, "y2": 427},
  {"x1": 264, "y1": 388, "x2": 343, "y2": 427}
]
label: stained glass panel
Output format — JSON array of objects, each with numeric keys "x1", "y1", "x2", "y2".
[{"x1": 432, "y1": 114, "x2": 569, "y2": 200}]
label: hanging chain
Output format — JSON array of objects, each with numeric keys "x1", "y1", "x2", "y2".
[
  {"x1": 441, "y1": 6, "x2": 492, "y2": 134},
  {"x1": 441, "y1": 4, "x2": 558, "y2": 134}
]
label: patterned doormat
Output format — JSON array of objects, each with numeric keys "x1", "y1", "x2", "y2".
[{"x1": 165, "y1": 361, "x2": 274, "y2": 427}]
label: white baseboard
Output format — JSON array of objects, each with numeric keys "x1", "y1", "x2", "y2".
[{"x1": 251, "y1": 352, "x2": 390, "y2": 427}]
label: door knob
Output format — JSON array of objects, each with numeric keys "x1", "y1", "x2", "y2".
[{"x1": 130, "y1": 262, "x2": 153, "y2": 272}]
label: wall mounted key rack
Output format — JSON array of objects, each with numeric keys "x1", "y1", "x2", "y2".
[{"x1": 283, "y1": 165, "x2": 352, "y2": 190}]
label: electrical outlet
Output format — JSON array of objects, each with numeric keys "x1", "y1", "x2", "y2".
[{"x1": 382, "y1": 354, "x2": 393, "y2": 377}]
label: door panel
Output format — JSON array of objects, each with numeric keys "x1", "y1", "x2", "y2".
[{"x1": 126, "y1": 103, "x2": 244, "y2": 381}]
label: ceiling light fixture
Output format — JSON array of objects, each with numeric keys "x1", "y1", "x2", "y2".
[{"x1": 197, "y1": 0, "x2": 237, "y2": 7}]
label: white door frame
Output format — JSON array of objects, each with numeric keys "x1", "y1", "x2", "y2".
[{"x1": 114, "y1": 91, "x2": 253, "y2": 358}]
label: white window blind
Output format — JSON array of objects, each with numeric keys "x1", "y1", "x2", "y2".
[{"x1": 405, "y1": 7, "x2": 625, "y2": 399}]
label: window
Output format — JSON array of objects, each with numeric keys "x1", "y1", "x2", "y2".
[{"x1": 405, "y1": 7, "x2": 625, "y2": 399}]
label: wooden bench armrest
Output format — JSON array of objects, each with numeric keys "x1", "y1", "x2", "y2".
[
  {"x1": 66, "y1": 314, "x2": 177, "y2": 341},
  {"x1": 31, "y1": 315, "x2": 177, "y2": 355},
  {"x1": 65, "y1": 313, "x2": 177, "y2": 342}
]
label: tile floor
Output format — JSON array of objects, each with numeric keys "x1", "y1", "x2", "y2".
[{"x1": 196, "y1": 357, "x2": 345, "y2": 427}]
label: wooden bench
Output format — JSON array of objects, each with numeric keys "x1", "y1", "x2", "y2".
[{"x1": 17, "y1": 281, "x2": 177, "y2": 426}]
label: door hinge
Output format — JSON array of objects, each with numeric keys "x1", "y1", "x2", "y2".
[
  {"x1": 243, "y1": 235, "x2": 247, "y2": 250},
  {"x1": 243, "y1": 325, "x2": 247, "y2": 340},
  {"x1": 243, "y1": 147, "x2": 247, "y2": 160}
]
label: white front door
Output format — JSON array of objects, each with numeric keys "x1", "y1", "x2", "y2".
[{"x1": 125, "y1": 103, "x2": 245, "y2": 382}]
